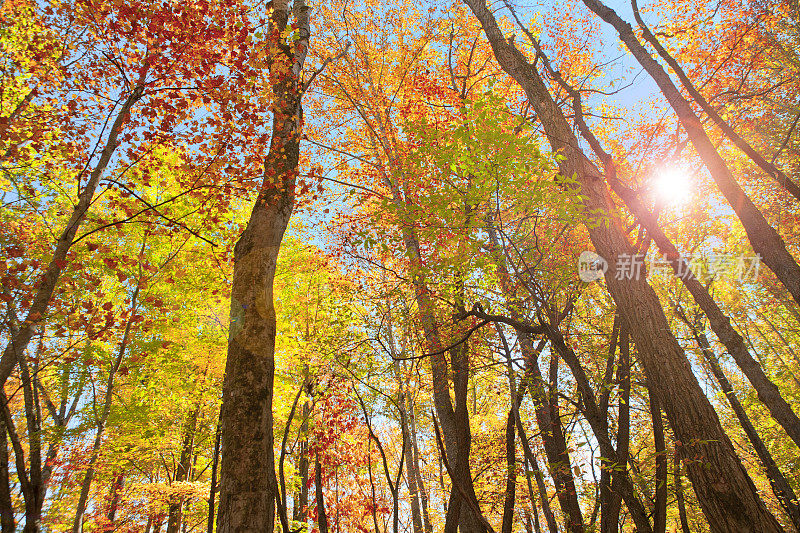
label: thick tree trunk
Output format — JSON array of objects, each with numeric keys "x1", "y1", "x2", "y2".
[
  {"x1": 216, "y1": 172, "x2": 295, "y2": 532},
  {"x1": 580, "y1": 0, "x2": 800, "y2": 306},
  {"x1": 216, "y1": 3, "x2": 310, "y2": 530},
  {"x1": 613, "y1": 180, "x2": 800, "y2": 450},
  {"x1": 461, "y1": 3, "x2": 783, "y2": 529}
]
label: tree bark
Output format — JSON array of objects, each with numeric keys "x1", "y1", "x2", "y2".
[
  {"x1": 647, "y1": 383, "x2": 668, "y2": 533},
  {"x1": 216, "y1": 2, "x2": 310, "y2": 531},
  {"x1": 315, "y1": 456, "x2": 329, "y2": 533},
  {"x1": 460, "y1": 3, "x2": 784, "y2": 529},
  {"x1": 207, "y1": 411, "x2": 221, "y2": 533},
  {"x1": 0, "y1": 416, "x2": 14, "y2": 533},
  {"x1": 501, "y1": 408, "x2": 517, "y2": 533},
  {"x1": 674, "y1": 452, "x2": 691, "y2": 533}
]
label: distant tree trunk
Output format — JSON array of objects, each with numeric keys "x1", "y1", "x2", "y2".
[
  {"x1": 315, "y1": 456, "x2": 329, "y2": 533},
  {"x1": 207, "y1": 412, "x2": 221, "y2": 533},
  {"x1": 674, "y1": 453, "x2": 691, "y2": 533},
  {"x1": 106, "y1": 473, "x2": 124, "y2": 525},
  {"x1": 167, "y1": 405, "x2": 200, "y2": 533},
  {"x1": 0, "y1": 417, "x2": 14, "y2": 533},
  {"x1": 501, "y1": 408, "x2": 516, "y2": 533},
  {"x1": 603, "y1": 330, "x2": 632, "y2": 533},
  {"x1": 398, "y1": 376, "x2": 424, "y2": 533},
  {"x1": 519, "y1": 333, "x2": 584, "y2": 533},
  {"x1": 461, "y1": 2, "x2": 783, "y2": 528},
  {"x1": 647, "y1": 383, "x2": 667, "y2": 533},
  {"x1": 545, "y1": 324, "x2": 652, "y2": 533},
  {"x1": 580, "y1": 0, "x2": 800, "y2": 307},
  {"x1": 293, "y1": 388, "x2": 310, "y2": 524},
  {"x1": 408, "y1": 395, "x2": 433, "y2": 533},
  {"x1": 216, "y1": 3, "x2": 310, "y2": 532}
]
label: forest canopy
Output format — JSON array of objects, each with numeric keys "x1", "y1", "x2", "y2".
[{"x1": 1, "y1": 0, "x2": 799, "y2": 531}]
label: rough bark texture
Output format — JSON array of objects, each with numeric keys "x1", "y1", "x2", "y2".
[
  {"x1": 216, "y1": 2, "x2": 310, "y2": 531},
  {"x1": 461, "y1": 1, "x2": 783, "y2": 530}
]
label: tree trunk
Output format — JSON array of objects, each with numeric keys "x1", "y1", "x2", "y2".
[
  {"x1": 612, "y1": 179, "x2": 800, "y2": 450},
  {"x1": 0, "y1": 416, "x2": 14, "y2": 533},
  {"x1": 216, "y1": 3, "x2": 310, "y2": 531},
  {"x1": 519, "y1": 333, "x2": 584, "y2": 533},
  {"x1": 647, "y1": 383, "x2": 668, "y2": 533},
  {"x1": 580, "y1": 0, "x2": 800, "y2": 306},
  {"x1": 207, "y1": 412, "x2": 221, "y2": 533},
  {"x1": 501, "y1": 408, "x2": 516, "y2": 533},
  {"x1": 167, "y1": 405, "x2": 200, "y2": 533},
  {"x1": 408, "y1": 393, "x2": 433, "y2": 533},
  {"x1": 674, "y1": 452, "x2": 691, "y2": 533},
  {"x1": 315, "y1": 456, "x2": 329, "y2": 533},
  {"x1": 106, "y1": 473, "x2": 124, "y2": 525},
  {"x1": 460, "y1": 3, "x2": 783, "y2": 529},
  {"x1": 602, "y1": 329, "x2": 631, "y2": 533},
  {"x1": 0, "y1": 86, "x2": 144, "y2": 390}
]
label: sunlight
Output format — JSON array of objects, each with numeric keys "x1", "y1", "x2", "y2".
[{"x1": 654, "y1": 166, "x2": 693, "y2": 206}]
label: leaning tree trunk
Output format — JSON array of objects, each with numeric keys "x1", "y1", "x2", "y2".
[
  {"x1": 0, "y1": 85, "x2": 144, "y2": 390},
  {"x1": 461, "y1": 2, "x2": 783, "y2": 529},
  {"x1": 580, "y1": 0, "x2": 800, "y2": 306},
  {"x1": 215, "y1": 1, "x2": 310, "y2": 531},
  {"x1": 686, "y1": 324, "x2": 800, "y2": 529},
  {"x1": 612, "y1": 182, "x2": 800, "y2": 450}
]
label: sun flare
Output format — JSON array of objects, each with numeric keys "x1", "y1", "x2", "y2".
[{"x1": 654, "y1": 167, "x2": 692, "y2": 206}]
